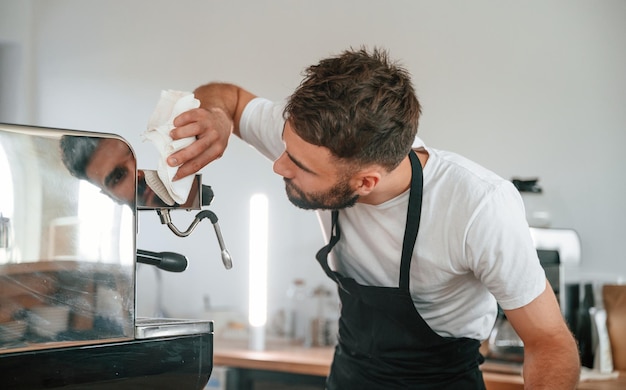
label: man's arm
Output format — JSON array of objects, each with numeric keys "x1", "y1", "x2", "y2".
[
  {"x1": 168, "y1": 82, "x2": 256, "y2": 180},
  {"x1": 504, "y1": 280, "x2": 580, "y2": 389}
]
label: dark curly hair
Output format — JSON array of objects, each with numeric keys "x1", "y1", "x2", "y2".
[
  {"x1": 59, "y1": 135, "x2": 102, "y2": 180},
  {"x1": 284, "y1": 47, "x2": 421, "y2": 171}
]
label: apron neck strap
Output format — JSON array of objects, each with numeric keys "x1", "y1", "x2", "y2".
[
  {"x1": 315, "y1": 150, "x2": 424, "y2": 291},
  {"x1": 399, "y1": 150, "x2": 423, "y2": 291},
  {"x1": 315, "y1": 210, "x2": 341, "y2": 280}
]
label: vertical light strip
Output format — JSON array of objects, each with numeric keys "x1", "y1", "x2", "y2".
[{"x1": 248, "y1": 193, "x2": 268, "y2": 350}]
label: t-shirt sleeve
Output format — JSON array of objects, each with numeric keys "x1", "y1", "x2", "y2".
[
  {"x1": 239, "y1": 97, "x2": 286, "y2": 161},
  {"x1": 465, "y1": 181, "x2": 547, "y2": 310}
]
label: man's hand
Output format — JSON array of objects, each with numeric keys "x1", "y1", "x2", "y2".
[{"x1": 167, "y1": 106, "x2": 234, "y2": 180}]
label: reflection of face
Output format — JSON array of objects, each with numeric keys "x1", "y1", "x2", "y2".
[
  {"x1": 273, "y1": 122, "x2": 359, "y2": 210},
  {"x1": 85, "y1": 139, "x2": 135, "y2": 205},
  {"x1": 85, "y1": 138, "x2": 199, "y2": 208},
  {"x1": 85, "y1": 139, "x2": 168, "y2": 208}
]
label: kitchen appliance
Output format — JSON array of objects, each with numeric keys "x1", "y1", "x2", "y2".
[
  {"x1": 484, "y1": 228, "x2": 582, "y2": 369},
  {"x1": 0, "y1": 123, "x2": 229, "y2": 388}
]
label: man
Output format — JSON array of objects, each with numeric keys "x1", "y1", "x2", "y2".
[{"x1": 166, "y1": 48, "x2": 580, "y2": 388}]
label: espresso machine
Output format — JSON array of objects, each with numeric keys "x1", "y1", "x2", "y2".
[{"x1": 0, "y1": 123, "x2": 231, "y2": 389}]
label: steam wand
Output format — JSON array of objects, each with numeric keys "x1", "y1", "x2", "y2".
[{"x1": 156, "y1": 208, "x2": 233, "y2": 270}]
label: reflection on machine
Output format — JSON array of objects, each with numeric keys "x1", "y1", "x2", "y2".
[{"x1": 0, "y1": 123, "x2": 215, "y2": 389}]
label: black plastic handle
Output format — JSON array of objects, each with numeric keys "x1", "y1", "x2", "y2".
[{"x1": 137, "y1": 249, "x2": 188, "y2": 272}]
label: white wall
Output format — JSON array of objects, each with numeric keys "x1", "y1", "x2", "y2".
[
  {"x1": 0, "y1": 0, "x2": 34, "y2": 124},
  {"x1": 1, "y1": 0, "x2": 625, "y2": 321}
]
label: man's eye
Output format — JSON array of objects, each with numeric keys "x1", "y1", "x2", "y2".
[{"x1": 106, "y1": 167, "x2": 127, "y2": 188}]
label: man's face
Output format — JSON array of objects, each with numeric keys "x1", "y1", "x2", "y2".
[{"x1": 273, "y1": 122, "x2": 359, "y2": 210}]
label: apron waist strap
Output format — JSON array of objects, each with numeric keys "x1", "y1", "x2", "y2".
[{"x1": 329, "y1": 340, "x2": 485, "y2": 389}]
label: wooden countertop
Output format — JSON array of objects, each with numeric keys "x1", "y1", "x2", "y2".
[
  {"x1": 213, "y1": 338, "x2": 625, "y2": 389},
  {"x1": 214, "y1": 340, "x2": 332, "y2": 377}
]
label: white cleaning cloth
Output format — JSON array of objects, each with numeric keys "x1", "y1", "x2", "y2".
[{"x1": 142, "y1": 90, "x2": 200, "y2": 204}]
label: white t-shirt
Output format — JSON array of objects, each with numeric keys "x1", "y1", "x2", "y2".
[{"x1": 239, "y1": 97, "x2": 547, "y2": 341}]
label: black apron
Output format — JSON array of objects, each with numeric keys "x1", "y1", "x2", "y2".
[{"x1": 315, "y1": 150, "x2": 486, "y2": 389}]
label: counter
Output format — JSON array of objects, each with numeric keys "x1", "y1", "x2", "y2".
[{"x1": 213, "y1": 339, "x2": 625, "y2": 390}]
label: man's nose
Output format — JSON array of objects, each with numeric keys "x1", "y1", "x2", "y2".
[{"x1": 273, "y1": 153, "x2": 293, "y2": 179}]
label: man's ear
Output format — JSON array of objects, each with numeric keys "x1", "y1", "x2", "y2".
[{"x1": 352, "y1": 169, "x2": 382, "y2": 196}]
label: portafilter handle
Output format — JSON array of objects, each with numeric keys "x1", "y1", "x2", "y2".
[{"x1": 137, "y1": 249, "x2": 188, "y2": 272}]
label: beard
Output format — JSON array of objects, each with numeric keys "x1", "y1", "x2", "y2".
[{"x1": 284, "y1": 177, "x2": 359, "y2": 210}]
